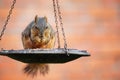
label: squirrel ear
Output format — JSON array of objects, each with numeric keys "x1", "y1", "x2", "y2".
[
  {"x1": 44, "y1": 16, "x2": 48, "y2": 22},
  {"x1": 35, "y1": 15, "x2": 38, "y2": 24}
]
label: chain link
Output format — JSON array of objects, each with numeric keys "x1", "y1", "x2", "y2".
[
  {"x1": 0, "y1": 0, "x2": 16, "y2": 40},
  {"x1": 52, "y1": 0, "x2": 68, "y2": 50},
  {"x1": 55, "y1": 0, "x2": 67, "y2": 50},
  {"x1": 52, "y1": 0, "x2": 61, "y2": 48}
]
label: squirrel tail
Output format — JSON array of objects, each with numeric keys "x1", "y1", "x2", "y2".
[{"x1": 23, "y1": 64, "x2": 49, "y2": 77}]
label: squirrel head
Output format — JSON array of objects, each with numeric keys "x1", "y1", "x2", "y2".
[{"x1": 31, "y1": 15, "x2": 54, "y2": 45}]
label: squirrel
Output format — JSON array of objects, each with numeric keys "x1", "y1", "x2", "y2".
[{"x1": 21, "y1": 15, "x2": 55, "y2": 77}]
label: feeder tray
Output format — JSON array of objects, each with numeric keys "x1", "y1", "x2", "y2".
[
  {"x1": 0, "y1": 48, "x2": 90, "y2": 63},
  {"x1": 0, "y1": 0, "x2": 90, "y2": 64}
]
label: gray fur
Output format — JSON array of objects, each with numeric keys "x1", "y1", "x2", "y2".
[{"x1": 22, "y1": 17, "x2": 55, "y2": 38}]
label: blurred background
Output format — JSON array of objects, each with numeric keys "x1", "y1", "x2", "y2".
[{"x1": 0, "y1": 0, "x2": 120, "y2": 80}]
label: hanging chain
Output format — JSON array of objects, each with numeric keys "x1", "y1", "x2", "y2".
[
  {"x1": 55, "y1": 0, "x2": 67, "y2": 50},
  {"x1": 52, "y1": 0, "x2": 61, "y2": 48},
  {"x1": 0, "y1": 0, "x2": 16, "y2": 40}
]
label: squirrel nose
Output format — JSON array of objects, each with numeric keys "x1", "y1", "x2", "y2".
[
  {"x1": 40, "y1": 34, "x2": 43, "y2": 38},
  {"x1": 40, "y1": 35, "x2": 43, "y2": 38}
]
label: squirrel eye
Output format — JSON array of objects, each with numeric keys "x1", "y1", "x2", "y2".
[
  {"x1": 45, "y1": 26, "x2": 48, "y2": 29},
  {"x1": 34, "y1": 26, "x2": 38, "y2": 29}
]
